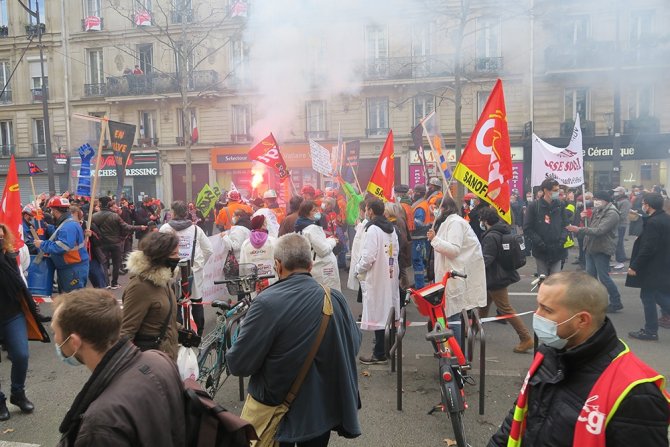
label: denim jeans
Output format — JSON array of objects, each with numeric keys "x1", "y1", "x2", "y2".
[
  {"x1": 373, "y1": 329, "x2": 386, "y2": 359},
  {"x1": 412, "y1": 239, "x2": 428, "y2": 289},
  {"x1": 585, "y1": 252, "x2": 621, "y2": 307},
  {"x1": 447, "y1": 313, "x2": 463, "y2": 348},
  {"x1": 615, "y1": 226, "x2": 627, "y2": 262},
  {"x1": 0, "y1": 313, "x2": 29, "y2": 397},
  {"x1": 640, "y1": 288, "x2": 670, "y2": 334},
  {"x1": 88, "y1": 258, "x2": 108, "y2": 289}
]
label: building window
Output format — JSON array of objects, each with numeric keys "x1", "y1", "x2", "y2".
[
  {"x1": 29, "y1": 60, "x2": 47, "y2": 102},
  {"x1": 177, "y1": 108, "x2": 196, "y2": 144},
  {"x1": 232, "y1": 104, "x2": 251, "y2": 142},
  {"x1": 28, "y1": 0, "x2": 46, "y2": 25},
  {"x1": 174, "y1": 42, "x2": 194, "y2": 78},
  {"x1": 630, "y1": 10, "x2": 653, "y2": 43},
  {"x1": 477, "y1": 91, "x2": 490, "y2": 117},
  {"x1": 0, "y1": 120, "x2": 13, "y2": 156},
  {"x1": 1, "y1": 0, "x2": 10, "y2": 28},
  {"x1": 0, "y1": 60, "x2": 10, "y2": 103},
  {"x1": 171, "y1": 0, "x2": 193, "y2": 24},
  {"x1": 412, "y1": 24, "x2": 433, "y2": 76},
  {"x1": 83, "y1": 0, "x2": 100, "y2": 17},
  {"x1": 137, "y1": 44, "x2": 153, "y2": 74},
  {"x1": 367, "y1": 97, "x2": 389, "y2": 137},
  {"x1": 630, "y1": 86, "x2": 653, "y2": 119},
  {"x1": 560, "y1": 15, "x2": 589, "y2": 45},
  {"x1": 87, "y1": 49, "x2": 104, "y2": 84},
  {"x1": 138, "y1": 110, "x2": 157, "y2": 146},
  {"x1": 306, "y1": 100, "x2": 327, "y2": 138},
  {"x1": 414, "y1": 95, "x2": 435, "y2": 125},
  {"x1": 33, "y1": 118, "x2": 46, "y2": 156},
  {"x1": 476, "y1": 17, "x2": 502, "y2": 71},
  {"x1": 231, "y1": 38, "x2": 249, "y2": 82},
  {"x1": 564, "y1": 88, "x2": 588, "y2": 122},
  {"x1": 365, "y1": 25, "x2": 388, "y2": 77}
]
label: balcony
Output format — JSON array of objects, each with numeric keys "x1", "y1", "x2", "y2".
[
  {"x1": 366, "y1": 127, "x2": 390, "y2": 138},
  {"x1": 560, "y1": 119, "x2": 595, "y2": 137},
  {"x1": 231, "y1": 134, "x2": 252, "y2": 144},
  {"x1": 82, "y1": 16, "x2": 104, "y2": 31},
  {"x1": 31, "y1": 87, "x2": 48, "y2": 102},
  {"x1": 138, "y1": 137, "x2": 159, "y2": 147},
  {"x1": 624, "y1": 116, "x2": 660, "y2": 134},
  {"x1": 0, "y1": 26, "x2": 8, "y2": 37},
  {"x1": 305, "y1": 130, "x2": 328, "y2": 140},
  {"x1": 0, "y1": 90, "x2": 12, "y2": 104},
  {"x1": 105, "y1": 70, "x2": 219, "y2": 97},
  {"x1": 25, "y1": 23, "x2": 46, "y2": 36},
  {"x1": 0, "y1": 144, "x2": 15, "y2": 157},
  {"x1": 474, "y1": 56, "x2": 503, "y2": 73},
  {"x1": 171, "y1": 9, "x2": 193, "y2": 24},
  {"x1": 545, "y1": 41, "x2": 616, "y2": 73},
  {"x1": 32, "y1": 143, "x2": 46, "y2": 156},
  {"x1": 363, "y1": 55, "x2": 454, "y2": 81},
  {"x1": 84, "y1": 83, "x2": 106, "y2": 97}
]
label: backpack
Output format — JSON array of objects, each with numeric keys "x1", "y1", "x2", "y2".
[
  {"x1": 183, "y1": 378, "x2": 257, "y2": 447},
  {"x1": 499, "y1": 233, "x2": 527, "y2": 270}
]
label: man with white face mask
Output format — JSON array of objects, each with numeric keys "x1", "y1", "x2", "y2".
[{"x1": 489, "y1": 271, "x2": 670, "y2": 447}]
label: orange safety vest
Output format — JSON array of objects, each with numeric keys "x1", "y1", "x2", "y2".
[
  {"x1": 215, "y1": 202, "x2": 252, "y2": 230},
  {"x1": 508, "y1": 344, "x2": 670, "y2": 447},
  {"x1": 270, "y1": 207, "x2": 286, "y2": 224},
  {"x1": 411, "y1": 200, "x2": 432, "y2": 225},
  {"x1": 400, "y1": 202, "x2": 415, "y2": 231}
]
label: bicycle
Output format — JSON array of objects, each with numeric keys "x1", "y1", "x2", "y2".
[
  {"x1": 197, "y1": 263, "x2": 274, "y2": 397},
  {"x1": 407, "y1": 270, "x2": 472, "y2": 447}
]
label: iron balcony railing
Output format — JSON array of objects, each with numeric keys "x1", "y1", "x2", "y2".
[{"x1": 105, "y1": 70, "x2": 219, "y2": 97}]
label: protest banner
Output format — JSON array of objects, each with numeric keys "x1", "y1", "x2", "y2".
[{"x1": 531, "y1": 115, "x2": 584, "y2": 187}]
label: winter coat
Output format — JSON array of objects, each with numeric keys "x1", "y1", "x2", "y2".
[
  {"x1": 120, "y1": 251, "x2": 179, "y2": 360},
  {"x1": 240, "y1": 232, "x2": 277, "y2": 285},
  {"x1": 614, "y1": 196, "x2": 631, "y2": 229},
  {"x1": 481, "y1": 222, "x2": 521, "y2": 290},
  {"x1": 93, "y1": 208, "x2": 141, "y2": 246},
  {"x1": 159, "y1": 220, "x2": 213, "y2": 300},
  {"x1": 431, "y1": 213, "x2": 487, "y2": 317},
  {"x1": 221, "y1": 224, "x2": 251, "y2": 263},
  {"x1": 132, "y1": 204, "x2": 156, "y2": 239},
  {"x1": 296, "y1": 217, "x2": 341, "y2": 292},
  {"x1": 355, "y1": 216, "x2": 400, "y2": 330},
  {"x1": 346, "y1": 219, "x2": 367, "y2": 291},
  {"x1": 227, "y1": 273, "x2": 361, "y2": 442},
  {"x1": 38, "y1": 213, "x2": 89, "y2": 269},
  {"x1": 580, "y1": 202, "x2": 619, "y2": 256},
  {"x1": 626, "y1": 210, "x2": 670, "y2": 291},
  {"x1": 523, "y1": 198, "x2": 568, "y2": 263},
  {"x1": 57, "y1": 340, "x2": 185, "y2": 447},
  {"x1": 488, "y1": 318, "x2": 670, "y2": 447}
]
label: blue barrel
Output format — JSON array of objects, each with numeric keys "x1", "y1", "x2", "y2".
[{"x1": 27, "y1": 255, "x2": 55, "y2": 297}]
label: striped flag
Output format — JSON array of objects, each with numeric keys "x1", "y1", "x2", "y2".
[
  {"x1": 422, "y1": 111, "x2": 452, "y2": 182},
  {"x1": 27, "y1": 161, "x2": 44, "y2": 176}
]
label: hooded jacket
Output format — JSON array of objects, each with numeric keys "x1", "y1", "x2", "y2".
[
  {"x1": 120, "y1": 251, "x2": 179, "y2": 360},
  {"x1": 481, "y1": 222, "x2": 521, "y2": 290},
  {"x1": 296, "y1": 216, "x2": 341, "y2": 292}
]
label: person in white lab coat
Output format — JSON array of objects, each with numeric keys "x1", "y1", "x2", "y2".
[
  {"x1": 239, "y1": 214, "x2": 277, "y2": 290},
  {"x1": 355, "y1": 198, "x2": 399, "y2": 365},
  {"x1": 427, "y1": 196, "x2": 486, "y2": 346}
]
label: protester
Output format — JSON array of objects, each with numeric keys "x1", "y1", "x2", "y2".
[
  {"x1": 118, "y1": 198, "x2": 134, "y2": 273},
  {"x1": 21, "y1": 205, "x2": 51, "y2": 255},
  {"x1": 626, "y1": 193, "x2": 670, "y2": 340},
  {"x1": 488, "y1": 271, "x2": 670, "y2": 447},
  {"x1": 240, "y1": 214, "x2": 277, "y2": 290},
  {"x1": 54, "y1": 289, "x2": 185, "y2": 446},
  {"x1": 612, "y1": 186, "x2": 631, "y2": 269},
  {"x1": 215, "y1": 190, "x2": 252, "y2": 231},
  {"x1": 0, "y1": 224, "x2": 49, "y2": 420},
  {"x1": 523, "y1": 178, "x2": 568, "y2": 276},
  {"x1": 410, "y1": 184, "x2": 430, "y2": 288},
  {"x1": 427, "y1": 197, "x2": 486, "y2": 346},
  {"x1": 385, "y1": 202, "x2": 413, "y2": 292},
  {"x1": 425, "y1": 177, "x2": 443, "y2": 213},
  {"x1": 221, "y1": 209, "x2": 252, "y2": 264},
  {"x1": 227, "y1": 233, "x2": 361, "y2": 446},
  {"x1": 629, "y1": 185, "x2": 644, "y2": 236},
  {"x1": 134, "y1": 196, "x2": 159, "y2": 241},
  {"x1": 510, "y1": 193, "x2": 524, "y2": 233},
  {"x1": 120, "y1": 232, "x2": 180, "y2": 360},
  {"x1": 567, "y1": 190, "x2": 622, "y2": 313},
  {"x1": 278, "y1": 196, "x2": 303, "y2": 237},
  {"x1": 262, "y1": 189, "x2": 285, "y2": 224},
  {"x1": 34, "y1": 196, "x2": 89, "y2": 292},
  {"x1": 355, "y1": 198, "x2": 400, "y2": 364},
  {"x1": 160, "y1": 201, "x2": 213, "y2": 336},
  {"x1": 478, "y1": 208, "x2": 532, "y2": 353},
  {"x1": 295, "y1": 200, "x2": 341, "y2": 291},
  {"x1": 468, "y1": 197, "x2": 490, "y2": 241}
]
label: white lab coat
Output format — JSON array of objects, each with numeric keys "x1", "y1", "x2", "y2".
[
  {"x1": 301, "y1": 223, "x2": 341, "y2": 291},
  {"x1": 239, "y1": 235, "x2": 278, "y2": 285},
  {"x1": 221, "y1": 225, "x2": 252, "y2": 262},
  {"x1": 431, "y1": 213, "x2": 487, "y2": 316},
  {"x1": 252, "y1": 208, "x2": 279, "y2": 238},
  {"x1": 355, "y1": 222, "x2": 400, "y2": 331},
  {"x1": 347, "y1": 219, "x2": 367, "y2": 291}
]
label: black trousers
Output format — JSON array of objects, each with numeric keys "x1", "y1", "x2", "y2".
[{"x1": 102, "y1": 243, "x2": 123, "y2": 286}]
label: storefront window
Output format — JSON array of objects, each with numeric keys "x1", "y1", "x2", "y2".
[{"x1": 584, "y1": 159, "x2": 668, "y2": 192}]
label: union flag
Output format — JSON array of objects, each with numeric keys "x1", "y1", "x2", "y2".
[
  {"x1": 248, "y1": 133, "x2": 290, "y2": 181},
  {"x1": 0, "y1": 156, "x2": 25, "y2": 248},
  {"x1": 366, "y1": 130, "x2": 394, "y2": 202}
]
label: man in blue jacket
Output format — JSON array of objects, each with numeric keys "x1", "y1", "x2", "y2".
[
  {"x1": 34, "y1": 197, "x2": 89, "y2": 293},
  {"x1": 227, "y1": 233, "x2": 361, "y2": 446}
]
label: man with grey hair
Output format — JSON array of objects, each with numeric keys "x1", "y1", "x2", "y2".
[
  {"x1": 227, "y1": 233, "x2": 362, "y2": 446},
  {"x1": 489, "y1": 271, "x2": 669, "y2": 447}
]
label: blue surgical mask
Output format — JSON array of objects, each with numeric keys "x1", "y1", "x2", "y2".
[
  {"x1": 313, "y1": 212, "x2": 322, "y2": 221},
  {"x1": 551, "y1": 191, "x2": 560, "y2": 200},
  {"x1": 532, "y1": 313, "x2": 580, "y2": 350},
  {"x1": 55, "y1": 335, "x2": 83, "y2": 367}
]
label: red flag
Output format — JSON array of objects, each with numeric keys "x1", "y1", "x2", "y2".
[
  {"x1": 27, "y1": 161, "x2": 44, "y2": 175},
  {"x1": 453, "y1": 79, "x2": 512, "y2": 223},
  {"x1": 191, "y1": 116, "x2": 199, "y2": 143},
  {"x1": 0, "y1": 156, "x2": 25, "y2": 248},
  {"x1": 366, "y1": 130, "x2": 394, "y2": 202},
  {"x1": 248, "y1": 133, "x2": 290, "y2": 181}
]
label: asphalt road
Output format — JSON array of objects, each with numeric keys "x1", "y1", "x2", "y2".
[{"x1": 0, "y1": 244, "x2": 668, "y2": 446}]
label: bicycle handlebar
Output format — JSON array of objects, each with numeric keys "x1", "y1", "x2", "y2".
[
  {"x1": 213, "y1": 273, "x2": 275, "y2": 285},
  {"x1": 425, "y1": 324, "x2": 455, "y2": 343}
]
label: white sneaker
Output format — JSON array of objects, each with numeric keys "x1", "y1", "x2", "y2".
[
  {"x1": 609, "y1": 261, "x2": 616, "y2": 267},
  {"x1": 614, "y1": 263, "x2": 625, "y2": 269}
]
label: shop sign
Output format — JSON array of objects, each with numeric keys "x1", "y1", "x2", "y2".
[{"x1": 71, "y1": 152, "x2": 160, "y2": 177}]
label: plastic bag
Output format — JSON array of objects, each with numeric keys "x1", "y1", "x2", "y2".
[{"x1": 177, "y1": 346, "x2": 200, "y2": 381}]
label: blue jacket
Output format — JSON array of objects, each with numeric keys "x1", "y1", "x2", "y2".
[
  {"x1": 39, "y1": 213, "x2": 89, "y2": 269},
  {"x1": 227, "y1": 273, "x2": 362, "y2": 442},
  {"x1": 23, "y1": 218, "x2": 53, "y2": 255}
]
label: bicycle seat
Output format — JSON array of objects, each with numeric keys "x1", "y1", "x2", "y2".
[
  {"x1": 425, "y1": 326, "x2": 454, "y2": 342},
  {"x1": 211, "y1": 300, "x2": 232, "y2": 310}
]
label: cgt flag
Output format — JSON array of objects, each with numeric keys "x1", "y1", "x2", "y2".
[
  {"x1": 108, "y1": 120, "x2": 137, "y2": 199},
  {"x1": 27, "y1": 161, "x2": 44, "y2": 176},
  {"x1": 453, "y1": 79, "x2": 513, "y2": 223},
  {"x1": 366, "y1": 130, "x2": 395, "y2": 202},
  {"x1": 248, "y1": 133, "x2": 290, "y2": 181},
  {"x1": 0, "y1": 156, "x2": 24, "y2": 248}
]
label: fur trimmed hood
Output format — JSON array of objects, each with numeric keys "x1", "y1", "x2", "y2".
[{"x1": 126, "y1": 250, "x2": 175, "y2": 287}]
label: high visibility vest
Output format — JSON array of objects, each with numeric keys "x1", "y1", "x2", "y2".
[
  {"x1": 400, "y1": 202, "x2": 415, "y2": 231},
  {"x1": 412, "y1": 200, "x2": 432, "y2": 225},
  {"x1": 270, "y1": 207, "x2": 286, "y2": 224}
]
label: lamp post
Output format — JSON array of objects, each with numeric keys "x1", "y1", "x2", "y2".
[{"x1": 18, "y1": 0, "x2": 55, "y2": 192}]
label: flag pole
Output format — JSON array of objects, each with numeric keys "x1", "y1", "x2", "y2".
[
  {"x1": 581, "y1": 183, "x2": 588, "y2": 228},
  {"x1": 86, "y1": 117, "x2": 108, "y2": 240},
  {"x1": 287, "y1": 172, "x2": 299, "y2": 196},
  {"x1": 29, "y1": 176, "x2": 37, "y2": 204},
  {"x1": 345, "y1": 157, "x2": 363, "y2": 194}
]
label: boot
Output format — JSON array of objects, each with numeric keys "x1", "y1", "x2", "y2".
[
  {"x1": 513, "y1": 339, "x2": 534, "y2": 353},
  {"x1": 10, "y1": 391, "x2": 34, "y2": 413},
  {"x1": 0, "y1": 399, "x2": 9, "y2": 421}
]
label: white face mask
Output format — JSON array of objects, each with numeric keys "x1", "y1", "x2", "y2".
[
  {"x1": 480, "y1": 222, "x2": 487, "y2": 231},
  {"x1": 593, "y1": 200, "x2": 604, "y2": 208},
  {"x1": 533, "y1": 313, "x2": 580, "y2": 349},
  {"x1": 551, "y1": 191, "x2": 560, "y2": 200},
  {"x1": 433, "y1": 209, "x2": 441, "y2": 218}
]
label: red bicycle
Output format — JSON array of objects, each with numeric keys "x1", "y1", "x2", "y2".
[{"x1": 408, "y1": 270, "x2": 472, "y2": 447}]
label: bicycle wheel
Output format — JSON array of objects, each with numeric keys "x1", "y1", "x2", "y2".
[
  {"x1": 448, "y1": 409, "x2": 468, "y2": 447},
  {"x1": 441, "y1": 373, "x2": 468, "y2": 447},
  {"x1": 197, "y1": 340, "x2": 224, "y2": 397}
]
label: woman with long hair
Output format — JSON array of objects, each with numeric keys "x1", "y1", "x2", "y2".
[
  {"x1": 426, "y1": 197, "x2": 487, "y2": 346},
  {"x1": 120, "y1": 232, "x2": 180, "y2": 360}
]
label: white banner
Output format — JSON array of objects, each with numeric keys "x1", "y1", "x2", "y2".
[
  {"x1": 309, "y1": 139, "x2": 334, "y2": 176},
  {"x1": 201, "y1": 234, "x2": 233, "y2": 303},
  {"x1": 531, "y1": 115, "x2": 584, "y2": 187}
]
